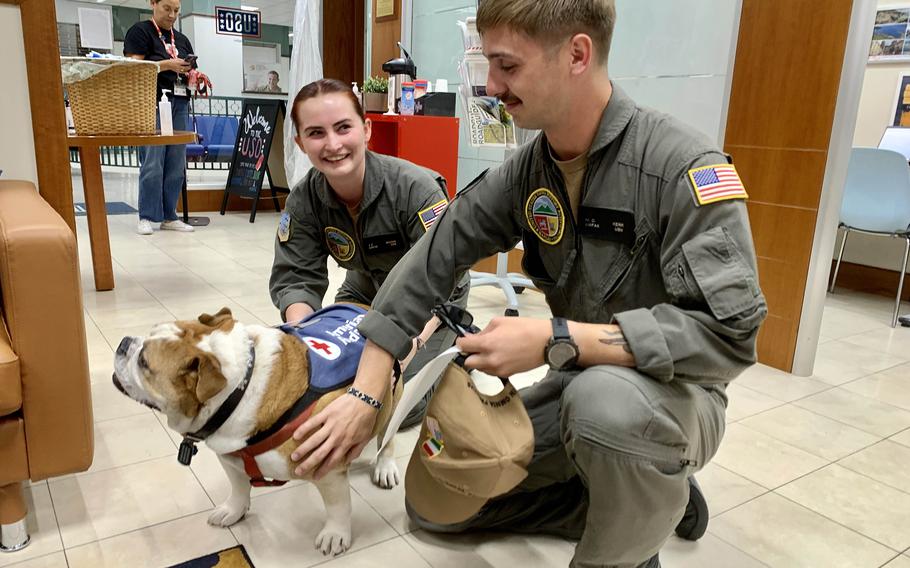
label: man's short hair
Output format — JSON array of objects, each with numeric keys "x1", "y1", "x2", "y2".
[{"x1": 476, "y1": 0, "x2": 616, "y2": 66}]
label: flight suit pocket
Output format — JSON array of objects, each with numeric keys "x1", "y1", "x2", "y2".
[
  {"x1": 598, "y1": 221, "x2": 654, "y2": 301},
  {"x1": 679, "y1": 227, "x2": 760, "y2": 320}
]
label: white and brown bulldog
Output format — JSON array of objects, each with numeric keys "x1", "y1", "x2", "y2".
[{"x1": 112, "y1": 306, "x2": 427, "y2": 556}]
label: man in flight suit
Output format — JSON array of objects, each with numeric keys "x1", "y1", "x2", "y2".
[{"x1": 290, "y1": 1, "x2": 768, "y2": 566}]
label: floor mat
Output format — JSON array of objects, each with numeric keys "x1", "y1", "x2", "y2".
[
  {"x1": 74, "y1": 202, "x2": 138, "y2": 216},
  {"x1": 167, "y1": 545, "x2": 255, "y2": 568}
]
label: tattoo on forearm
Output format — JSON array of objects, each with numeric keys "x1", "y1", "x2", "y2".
[{"x1": 599, "y1": 329, "x2": 632, "y2": 354}]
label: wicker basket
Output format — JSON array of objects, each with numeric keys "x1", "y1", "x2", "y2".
[{"x1": 66, "y1": 60, "x2": 158, "y2": 136}]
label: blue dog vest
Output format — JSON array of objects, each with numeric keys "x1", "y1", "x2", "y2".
[{"x1": 277, "y1": 304, "x2": 367, "y2": 391}]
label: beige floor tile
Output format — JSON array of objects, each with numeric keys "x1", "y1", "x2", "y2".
[
  {"x1": 776, "y1": 464, "x2": 910, "y2": 551},
  {"x1": 883, "y1": 554, "x2": 910, "y2": 568},
  {"x1": 86, "y1": 413, "x2": 176, "y2": 474},
  {"x1": 660, "y1": 533, "x2": 767, "y2": 568},
  {"x1": 840, "y1": 326, "x2": 910, "y2": 359},
  {"x1": 725, "y1": 383, "x2": 785, "y2": 422},
  {"x1": 734, "y1": 364, "x2": 831, "y2": 402},
  {"x1": 229, "y1": 295, "x2": 282, "y2": 326},
  {"x1": 403, "y1": 528, "x2": 576, "y2": 568},
  {"x1": 710, "y1": 492, "x2": 895, "y2": 568},
  {"x1": 90, "y1": 376, "x2": 152, "y2": 424},
  {"x1": 842, "y1": 363, "x2": 910, "y2": 412},
  {"x1": 694, "y1": 462, "x2": 766, "y2": 517},
  {"x1": 818, "y1": 306, "x2": 890, "y2": 340},
  {"x1": 82, "y1": 286, "x2": 161, "y2": 315},
  {"x1": 230, "y1": 482, "x2": 397, "y2": 567},
  {"x1": 156, "y1": 298, "x2": 265, "y2": 326},
  {"x1": 710, "y1": 423, "x2": 828, "y2": 489},
  {"x1": 838, "y1": 440, "x2": 910, "y2": 494},
  {"x1": 316, "y1": 537, "x2": 431, "y2": 568},
  {"x1": 49, "y1": 456, "x2": 213, "y2": 548},
  {"x1": 739, "y1": 405, "x2": 880, "y2": 461},
  {"x1": 892, "y1": 428, "x2": 910, "y2": 447},
  {"x1": 88, "y1": 305, "x2": 176, "y2": 335},
  {"x1": 812, "y1": 341, "x2": 908, "y2": 386},
  {"x1": 348, "y1": 455, "x2": 412, "y2": 535},
  {"x1": 0, "y1": 485, "x2": 62, "y2": 568},
  {"x1": 793, "y1": 388, "x2": 910, "y2": 437},
  {"x1": 65, "y1": 511, "x2": 238, "y2": 568},
  {"x1": 0, "y1": 552, "x2": 67, "y2": 568}
]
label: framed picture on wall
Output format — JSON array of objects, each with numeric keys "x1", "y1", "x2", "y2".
[
  {"x1": 891, "y1": 73, "x2": 910, "y2": 126},
  {"x1": 869, "y1": 7, "x2": 910, "y2": 62}
]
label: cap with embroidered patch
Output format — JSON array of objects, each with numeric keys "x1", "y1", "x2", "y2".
[{"x1": 405, "y1": 363, "x2": 534, "y2": 525}]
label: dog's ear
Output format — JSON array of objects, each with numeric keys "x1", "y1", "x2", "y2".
[
  {"x1": 197, "y1": 307, "x2": 234, "y2": 330},
  {"x1": 186, "y1": 351, "x2": 227, "y2": 403}
]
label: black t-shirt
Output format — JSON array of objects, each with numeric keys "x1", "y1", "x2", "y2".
[{"x1": 123, "y1": 20, "x2": 195, "y2": 100}]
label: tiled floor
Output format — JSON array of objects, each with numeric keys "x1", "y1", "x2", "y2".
[{"x1": 4, "y1": 170, "x2": 910, "y2": 567}]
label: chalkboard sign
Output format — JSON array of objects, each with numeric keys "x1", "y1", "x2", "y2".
[{"x1": 222, "y1": 99, "x2": 289, "y2": 222}]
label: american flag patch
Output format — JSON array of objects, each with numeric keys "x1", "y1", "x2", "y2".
[
  {"x1": 418, "y1": 199, "x2": 448, "y2": 231},
  {"x1": 687, "y1": 164, "x2": 748, "y2": 205}
]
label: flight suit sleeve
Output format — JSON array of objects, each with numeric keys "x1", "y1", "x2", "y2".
[
  {"x1": 613, "y1": 152, "x2": 768, "y2": 384},
  {"x1": 269, "y1": 190, "x2": 330, "y2": 321},
  {"x1": 403, "y1": 170, "x2": 450, "y2": 246},
  {"x1": 359, "y1": 164, "x2": 523, "y2": 360}
]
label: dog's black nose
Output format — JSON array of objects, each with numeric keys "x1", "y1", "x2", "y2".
[{"x1": 116, "y1": 337, "x2": 133, "y2": 357}]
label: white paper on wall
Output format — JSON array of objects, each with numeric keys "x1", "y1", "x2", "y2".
[{"x1": 77, "y1": 6, "x2": 113, "y2": 51}]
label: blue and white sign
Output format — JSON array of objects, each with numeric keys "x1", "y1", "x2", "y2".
[{"x1": 215, "y1": 6, "x2": 261, "y2": 38}]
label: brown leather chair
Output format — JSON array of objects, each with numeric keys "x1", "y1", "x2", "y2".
[{"x1": 0, "y1": 181, "x2": 93, "y2": 552}]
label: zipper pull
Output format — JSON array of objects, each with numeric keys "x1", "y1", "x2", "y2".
[{"x1": 630, "y1": 234, "x2": 647, "y2": 257}]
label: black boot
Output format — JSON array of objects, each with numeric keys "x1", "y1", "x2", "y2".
[{"x1": 674, "y1": 476, "x2": 709, "y2": 541}]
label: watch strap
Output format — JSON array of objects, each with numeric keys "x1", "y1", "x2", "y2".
[{"x1": 551, "y1": 317, "x2": 570, "y2": 340}]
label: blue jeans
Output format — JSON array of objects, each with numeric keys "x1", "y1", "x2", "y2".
[{"x1": 138, "y1": 96, "x2": 189, "y2": 222}]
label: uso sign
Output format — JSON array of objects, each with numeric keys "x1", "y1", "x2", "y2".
[{"x1": 215, "y1": 6, "x2": 261, "y2": 38}]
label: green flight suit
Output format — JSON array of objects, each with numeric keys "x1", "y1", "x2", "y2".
[{"x1": 358, "y1": 86, "x2": 768, "y2": 567}]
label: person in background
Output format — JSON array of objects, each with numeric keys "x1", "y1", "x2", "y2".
[
  {"x1": 270, "y1": 78, "x2": 470, "y2": 428},
  {"x1": 124, "y1": 0, "x2": 196, "y2": 235},
  {"x1": 289, "y1": 1, "x2": 768, "y2": 566}
]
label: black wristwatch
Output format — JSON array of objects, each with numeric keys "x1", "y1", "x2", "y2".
[{"x1": 544, "y1": 317, "x2": 580, "y2": 370}]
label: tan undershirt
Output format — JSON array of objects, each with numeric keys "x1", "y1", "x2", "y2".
[{"x1": 550, "y1": 147, "x2": 589, "y2": 219}]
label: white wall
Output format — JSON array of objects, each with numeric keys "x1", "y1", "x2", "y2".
[
  {"x1": 182, "y1": 14, "x2": 244, "y2": 97},
  {"x1": 0, "y1": 4, "x2": 38, "y2": 185},
  {"x1": 843, "y1": 0, "x2": 910, "y2": 272}
]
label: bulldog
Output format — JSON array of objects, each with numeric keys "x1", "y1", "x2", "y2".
[{"x1": 112, "y1": 305, "x2": 430, "y2": 556}]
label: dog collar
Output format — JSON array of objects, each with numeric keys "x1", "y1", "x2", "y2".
[{"x1": 177, "y1": 342, "x2": 256, "y2": 466}]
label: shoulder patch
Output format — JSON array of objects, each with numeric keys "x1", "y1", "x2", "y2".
[
  {"x1": 687, "y1": 164, "x2": 748, "y2": 206},
  {"x1": 418, "y1": 199, "x2": 448, "y2": 232},
  {"x1": 277, "y1": 212, "x2": 291, "y2": 242},
  {"x1": 324, "y1": 226, "x2": 356, "y2": 262},
  {"x1": 525, "y1": 188, "x2": 565, "y2": 245}
]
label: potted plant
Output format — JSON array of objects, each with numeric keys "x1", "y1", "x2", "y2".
[{"x1": 362, "y1": 75, "x2": 389, "y2": 113}]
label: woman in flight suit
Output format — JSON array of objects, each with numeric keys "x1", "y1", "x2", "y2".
[{"x1": 270, "y1": 78, "x2": 468, "y2": 427}]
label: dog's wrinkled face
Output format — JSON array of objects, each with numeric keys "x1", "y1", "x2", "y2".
[{"x1": 113, "y1": 308, "x2": 237, "y2": 426}]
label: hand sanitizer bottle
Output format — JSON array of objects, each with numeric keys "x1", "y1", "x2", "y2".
[{"x1": 159, "y1": 90, "x2": 173, "y2": 135}]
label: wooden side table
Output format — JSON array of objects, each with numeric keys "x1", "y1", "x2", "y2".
[{"x1": 68, "y1": 131, "x2": 197, "y2": 291}]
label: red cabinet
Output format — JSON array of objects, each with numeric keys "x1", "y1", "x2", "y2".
[{"x1": 366, "y1": 113, "x2": 460, "y2": 199}]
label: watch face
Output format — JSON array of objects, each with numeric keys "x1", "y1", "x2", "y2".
[{"x1": 547, "y1": 341, "x2": 577, "y2": 369}]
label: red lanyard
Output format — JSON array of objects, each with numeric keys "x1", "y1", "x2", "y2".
[{"x1": 151, "y1": 19, "x2": 178, "y2": 59}]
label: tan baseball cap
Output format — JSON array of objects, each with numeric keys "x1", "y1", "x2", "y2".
[{"x1": 405, "y1": 362, "x2": 534, "y2": 525}]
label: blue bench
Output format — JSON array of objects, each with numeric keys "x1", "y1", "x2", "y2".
[{"x1": 187, "y1": 115, "x2": 238, "y2": 162}]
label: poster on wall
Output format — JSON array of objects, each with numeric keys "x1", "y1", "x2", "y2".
[
  {"x1": 869, "y1": 7, "x2": 910, "y2": 62},
  {"x1": 244, "y1": 63, "x2": 288, "y2": 95},
  {"x1": 892, "y1": 73, "x2": 910, "y2": 126}
]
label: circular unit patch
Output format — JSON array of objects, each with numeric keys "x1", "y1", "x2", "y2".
[
  {"x1": 524, "y1": 188, "x2": 565, "y2": 245},
  {"x1": 324, "y1": 227, "x2": 356, "y2": 262}
]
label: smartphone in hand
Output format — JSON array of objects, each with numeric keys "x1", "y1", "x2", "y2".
[{"x1": 185, "y1": 54, "x2": 198, "y2": 69}]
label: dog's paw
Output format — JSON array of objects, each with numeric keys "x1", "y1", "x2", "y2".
[
  {"x1": 371, "y1": 457, "x2": 400, "y2": 489},
  {"x1": 207, "y1": 502, "x2": 249, "y2": 527},
  {"x1": 315, "y1": 523, "x2": 351, "y2": 556}
]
